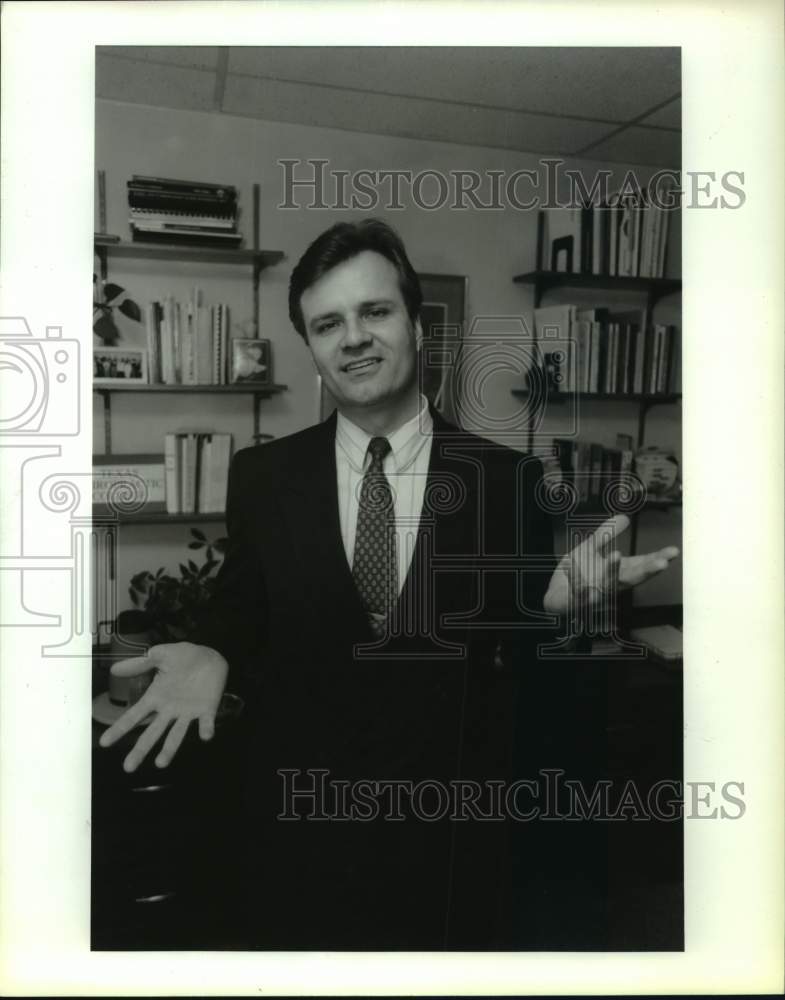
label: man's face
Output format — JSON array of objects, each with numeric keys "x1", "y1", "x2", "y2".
[{"x1": 300, "y1": 250, "x2": 421, "y2": 415}]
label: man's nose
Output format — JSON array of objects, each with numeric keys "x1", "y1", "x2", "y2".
[{"x1": 341, "y1": 315, "x2": 372, "y2": 349}]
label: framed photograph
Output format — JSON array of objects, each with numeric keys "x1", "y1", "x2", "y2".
[
  {"x1": 231, "y1": 338, "x2": 272, "y2": 384},
  {"x1": 418, "y1": 272, "x2": 467, "y2": 426},
  {"x1": 93, "y1": 346, "x2": 147, "y2": 384}
]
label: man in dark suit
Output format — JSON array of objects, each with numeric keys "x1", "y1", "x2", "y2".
[{"x1": 101, "y1": 219, "x2": 678, "y2": 949}]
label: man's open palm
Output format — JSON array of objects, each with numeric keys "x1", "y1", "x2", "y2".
[
  {"x1": 543, "y1": 514, "x2": 680, "y2": 615},
  {"x1": 98, "y1": 642, "x2": 228, "y2": 772}
]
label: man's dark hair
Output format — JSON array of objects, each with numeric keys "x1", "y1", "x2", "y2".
[{"x1": 288, "y1": 218, "x2": 423, "y2": 341}]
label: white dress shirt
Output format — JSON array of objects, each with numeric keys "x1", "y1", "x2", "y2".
[{"x1": 335, "y1": 396, "x2": 433, "y2": 594}]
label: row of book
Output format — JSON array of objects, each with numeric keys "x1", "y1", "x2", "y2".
[
  {"x1": 547, "y1": 437, "x2": 636, "y2": 504},
  {"x1": 146, "y1": 291, "x2": 231, "y2": 384},
  {"x1": 128, "y1": 175, "x2": 243, "y2": 248},
  {"x1": 536, "y1": 190, "x2": 674, "y2": 278},
  {"x1": 164, "y1": 432, "x2": 233, "y2": 514},
  {"x1": 534, "y1": 304, "x2": 680, "y2": 396}
]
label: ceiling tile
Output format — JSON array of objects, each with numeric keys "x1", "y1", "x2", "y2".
[
  {"x1": 222, "y1": 74, "x2": 611, "y2": 155},
  {"x1": 639, "y1": 98, "x2": 681, "y2": 129},
  {"x1": 227, "y1": 46, "x2": 681, "y2": 123},
  {"x1": 578, "y1": 125, "x2": 681, "y2": 168},
  {"x1": 96, "y1": 53, "x2": 217, "y2": 112},
  {"x1": 97, "y1": 46, "x2": 221, "y2": 71}
]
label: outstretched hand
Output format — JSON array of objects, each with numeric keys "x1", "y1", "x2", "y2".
[
  {"x1": 98, "y1": 642, "x2": 228, "y2": 772},
  {"x1": 543, "y1": 514, "x2": 680, "y2": 616}
]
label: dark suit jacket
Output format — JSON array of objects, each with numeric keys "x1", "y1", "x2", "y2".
[{"x1": 193, "y1": 408, "x2": 561, "y2": 949}]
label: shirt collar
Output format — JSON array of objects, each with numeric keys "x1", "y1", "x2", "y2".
[{"x1": 336, "y1": 395, "x2": 433, "y2": 474}]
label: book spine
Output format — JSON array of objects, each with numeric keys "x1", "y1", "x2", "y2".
[
  {"x1": 632, "y1": 201, "x2": 643, "y2": 276},
  {"x1": 130, "y1": 175, "x2": 237, "y2": 195},
  {"x1": 164, "y1": 433, "x2": 179, "y2": 514},
  {"x1": 213, "y1": 434, "x2": 233, "y2": 514},
  {"x1": 145, "y1": 304, "x2": 157, "y2": 385},
  {"x1": 129, "y1": 218, "x2": 237, "y2": 233},
  {"x1": 220, "y1": 305, "x2": 229, "y2": 385},
  {"x1": 211, "y1": 307, "x2": 220, "y2": 384},
  {"x1": 649, "y1": 205, "x2": 662, "y2": 278},
  {"x1": 130, "y1": 226, "x2": 243, "y2": 246},
  {"x1": 589, "y1": 322, "x2": 600, "y2": 393},
  {"x1": 194, "y1": 434, "x2": 204, "y2": 513},
  {"x1": 181, "y1": 434, "x2": 196, "y2": 514},
  {"x1": 658, "y1": 208, "x2": 670, "y2": 277},
  {"x1": 592, "y1": 206, "x2": 602, "y2": 276}
]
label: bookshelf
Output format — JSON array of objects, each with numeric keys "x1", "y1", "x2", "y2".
[
  {"x1": 514, "y1": 270, "x2": 680, "y2": 303},
  {"x1": 93, "y1": 193, "x2": 287, "y2": 523},
  {"x1": 94, "y1": 382, "x2": 288, "y2": 456},
  {"x1": 92, "y1": 508, "x2": 226, "y2": 525},
  {"x1": 511, "y1": 269, "x2": 682, "y2": 556}
]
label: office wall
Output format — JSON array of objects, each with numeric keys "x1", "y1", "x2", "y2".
[{"x1": 94, "y1": 98, "x2": 682, "y2": 614}]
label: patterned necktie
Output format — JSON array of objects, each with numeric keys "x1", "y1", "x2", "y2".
[{"x1": 352, "y1": 436, "x2": 398, "y2": 636}]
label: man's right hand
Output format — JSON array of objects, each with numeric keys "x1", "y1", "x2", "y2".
[{"x1": 98, "y1": 642, "x2": 229, "y2": 773}]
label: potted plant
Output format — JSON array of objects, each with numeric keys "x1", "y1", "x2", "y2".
[
  {"x1": 93, "y1": 274, "x2": 142, "y2": 346},
  {"x1": 115, "y1": 528, "x2": 227, "y2": 647}
]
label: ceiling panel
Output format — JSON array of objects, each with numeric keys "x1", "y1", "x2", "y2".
[
  {"x1": 227, "y1": 46, "x2": 681, "y2": 123},
  {"x1": 98, "y1": 46, "x2": 221, "y2": 71},
  {"x1": 222, "y1": 73, "x2": 612, "y2": 155},
  {"x1": 95, "y1": 47, "x2": 681, "y2": 168},
  {"x1": 579, "y1": 125, "x2": 681, "y2": 168},
  {"x1": 96, "y1": 53, "x2": 217, "y2": 112},
  {"x1": 639, "y1": 98, "x2": 681, "y2": 129}
]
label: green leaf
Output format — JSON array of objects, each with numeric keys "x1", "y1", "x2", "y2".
[
  {"x1": 118, "y1": 298, "x2": 142, "y2": 322},
  {"x1": 187, "y1": 559, "x2": 199, "y2": 573},
  {"x1": 93, "y1": 312, "x2": 119, "y2": 345},
  {"x1": 187, "y1": 541, "x2": 202, "y2": 550},
  {"x1": 103, "y1": 282, "x2": 124, "y2": 303},
  {"x1": 191, "y1": 528, "x2": 207, "y2": 542}
]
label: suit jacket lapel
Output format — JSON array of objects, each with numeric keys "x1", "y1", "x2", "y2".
[
  {"x1": 277, "y1": 406, "x2": 479, "y2": 648},
  {"x1": 278, "y1": 413, "x2": 370, "y2": 637}
]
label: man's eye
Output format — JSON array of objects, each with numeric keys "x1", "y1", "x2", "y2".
[
  {"x1": 316, "y1": 319, "x2": 339, "y2": 334},
  {"x1": 365, "y1": 307, "x2": 389, "y2": 320}
]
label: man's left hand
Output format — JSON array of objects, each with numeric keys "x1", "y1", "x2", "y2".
[{"x1": 543, "y1": 513, "x2": 680, "y2": 615}]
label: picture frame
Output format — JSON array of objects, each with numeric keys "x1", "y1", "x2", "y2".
[
  {"x1": 418, "y1": 272, "x2": 467, "y2": 426},
  {"x1": 231, "y1": 338, "x2": 272, "y2": 385},
  {"x1": 317, "y1": 273, "x2": 468, "y2": 424},
  {"x1": 93, "y1": 346, "x2": 147, "y2": 384}
]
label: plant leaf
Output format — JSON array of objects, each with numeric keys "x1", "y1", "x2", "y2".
[
  {"x1": 212, "y1": 538, "x2": 227, "y2": 553},
  {"x1": 118, "y1": 298, "x2": 142, "y2": 322},
  {"x1": 191, "y1": 528, "x2": 207, "y2": 542},
  {"x1": 187, "y1": 541, "x2": 202, "y2": 550},
  {"x1": 93, "y1": 312, "x2": 119, "y2": 345},
  {"x1": 103, "y1": 282, "x2": 124, "y2": 303},
  {"x1": 187, "y1": 559, "x2": 199, "y2": 573}
]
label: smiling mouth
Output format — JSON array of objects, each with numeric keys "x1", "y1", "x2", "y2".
[{"x1": 342, "y1": 358, "x2": 382, "y2": 374}]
